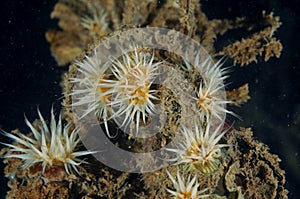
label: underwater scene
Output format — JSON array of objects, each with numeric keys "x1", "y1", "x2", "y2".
[{"x1": 0, "y1": 0, "x2": 299, "y2": 198}]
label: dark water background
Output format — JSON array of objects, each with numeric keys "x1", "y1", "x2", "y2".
[{"x1": 0, "y1": 0, "x2": 299, "y2": 198}]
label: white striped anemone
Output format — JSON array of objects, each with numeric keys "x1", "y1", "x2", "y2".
[
  {"x1": 69, "y1": 46, "x2": 115, "y2": 137},
  {"x1": 108, "y1": 46, "x2": 162, "y2": 135},
  {"x1": 1, "y1": 108, "x2": 95, "y2": 174},
  {"x1": 166, "y1": 169, "x2": 209, "y2": 198},
  {"x1": 167, "y1": 122, "x2": 229, "y2": 174},
  {"x1": 182, "y1": 53, "x2": 237, "y2": 122},
  {"x1": 70, "y1": 45, "x2": 162, "y2": 137}
]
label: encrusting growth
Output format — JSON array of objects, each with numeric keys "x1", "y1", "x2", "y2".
[{"x1": 0, "y1": 108, "x2": 94, "y2": 174}]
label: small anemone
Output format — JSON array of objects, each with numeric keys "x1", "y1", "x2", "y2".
[
  {"x1": 70, "y1": 45, "x2": 162, "y2": 137},
  {"x1": 166, "y1": 169, "x2": 209, "y2": 199},
  {"x1": 69, "y1": 46, "x2": 115, "y2": 137},
  {"x1": 1, "y1": 108, "x2": 95, "y2": 174},
  {"x1": 182, "y1": 53, "x2": 237, "y2": 121},
  {"x1": 167, "y1": 122, "x2": 229, "y2": 174},
  {"x1": 81, "y1": 6, "x2": 109, "y2": 37},
  {"x1": 109, "y1": 46, "x2": 162, "y2": 135}
]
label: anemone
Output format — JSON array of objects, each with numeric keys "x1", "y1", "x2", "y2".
[
  {"x1": 167, "y1": 122, "x2": 229, "y2": 174},
  {"x1": 1, "y1": 108, "x2": 94, "y2": 174},
  {"x1": 81, "y1": 6, "x2": 108, "y2": 36},
  {"x1": 182, "y1": 53, "x2": 237, "y2": 121},
  {"x1": 109, "y1": 46, "x2": 161, "y2": 135},
  {"x1": 166, "y1": 169, "x2": 209, "y2": 199},
  {"x1": 69, "y1": 47, "x2": 115, "y2": 137}
]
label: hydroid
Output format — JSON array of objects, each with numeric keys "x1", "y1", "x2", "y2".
[{"x1": 81, "y1": 6, "x2": 108, "y2": 36}]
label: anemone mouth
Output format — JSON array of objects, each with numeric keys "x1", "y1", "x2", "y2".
[
  {"x1": 119, "y1": 66, "x2": 152, "y2": 106},
  {"x1": 96, "y1": 78, "x2": 113, "y2": 104},
  {"x1": 197, "y1": 90, "x2": 213, "y2": 114},
  {"x1": 128, "y1": 86, "x2": 150, "y2": 105}
]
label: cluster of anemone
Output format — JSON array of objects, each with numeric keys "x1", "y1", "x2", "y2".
[
  {"x1": 70, "y1": 46, "x2": 162, "y2": 137},
  {"x1": 69, "y1": 45, "x2": 233, "y2": 197},
  {"x1": 1, "y1": 108, "x2": 94, "y2": 174},
  {"x1": 0, "y1": 43, "x2": 234, "y2": 197},
  {"x1": 69, "y1": 47, "x2": 113, "y2": 136},
  {"x1": 165, "y1": 122, "x2": 229, "y2": 198},
  {"x1": 164, "y1": 53, "x2": 234, "y2": 198},
  {"x1": 0, "y1": 41, "x2": 233, "y2": 194},
  {"x1": 166, "y1": 53, "x2": 231, "y2": 172}
]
